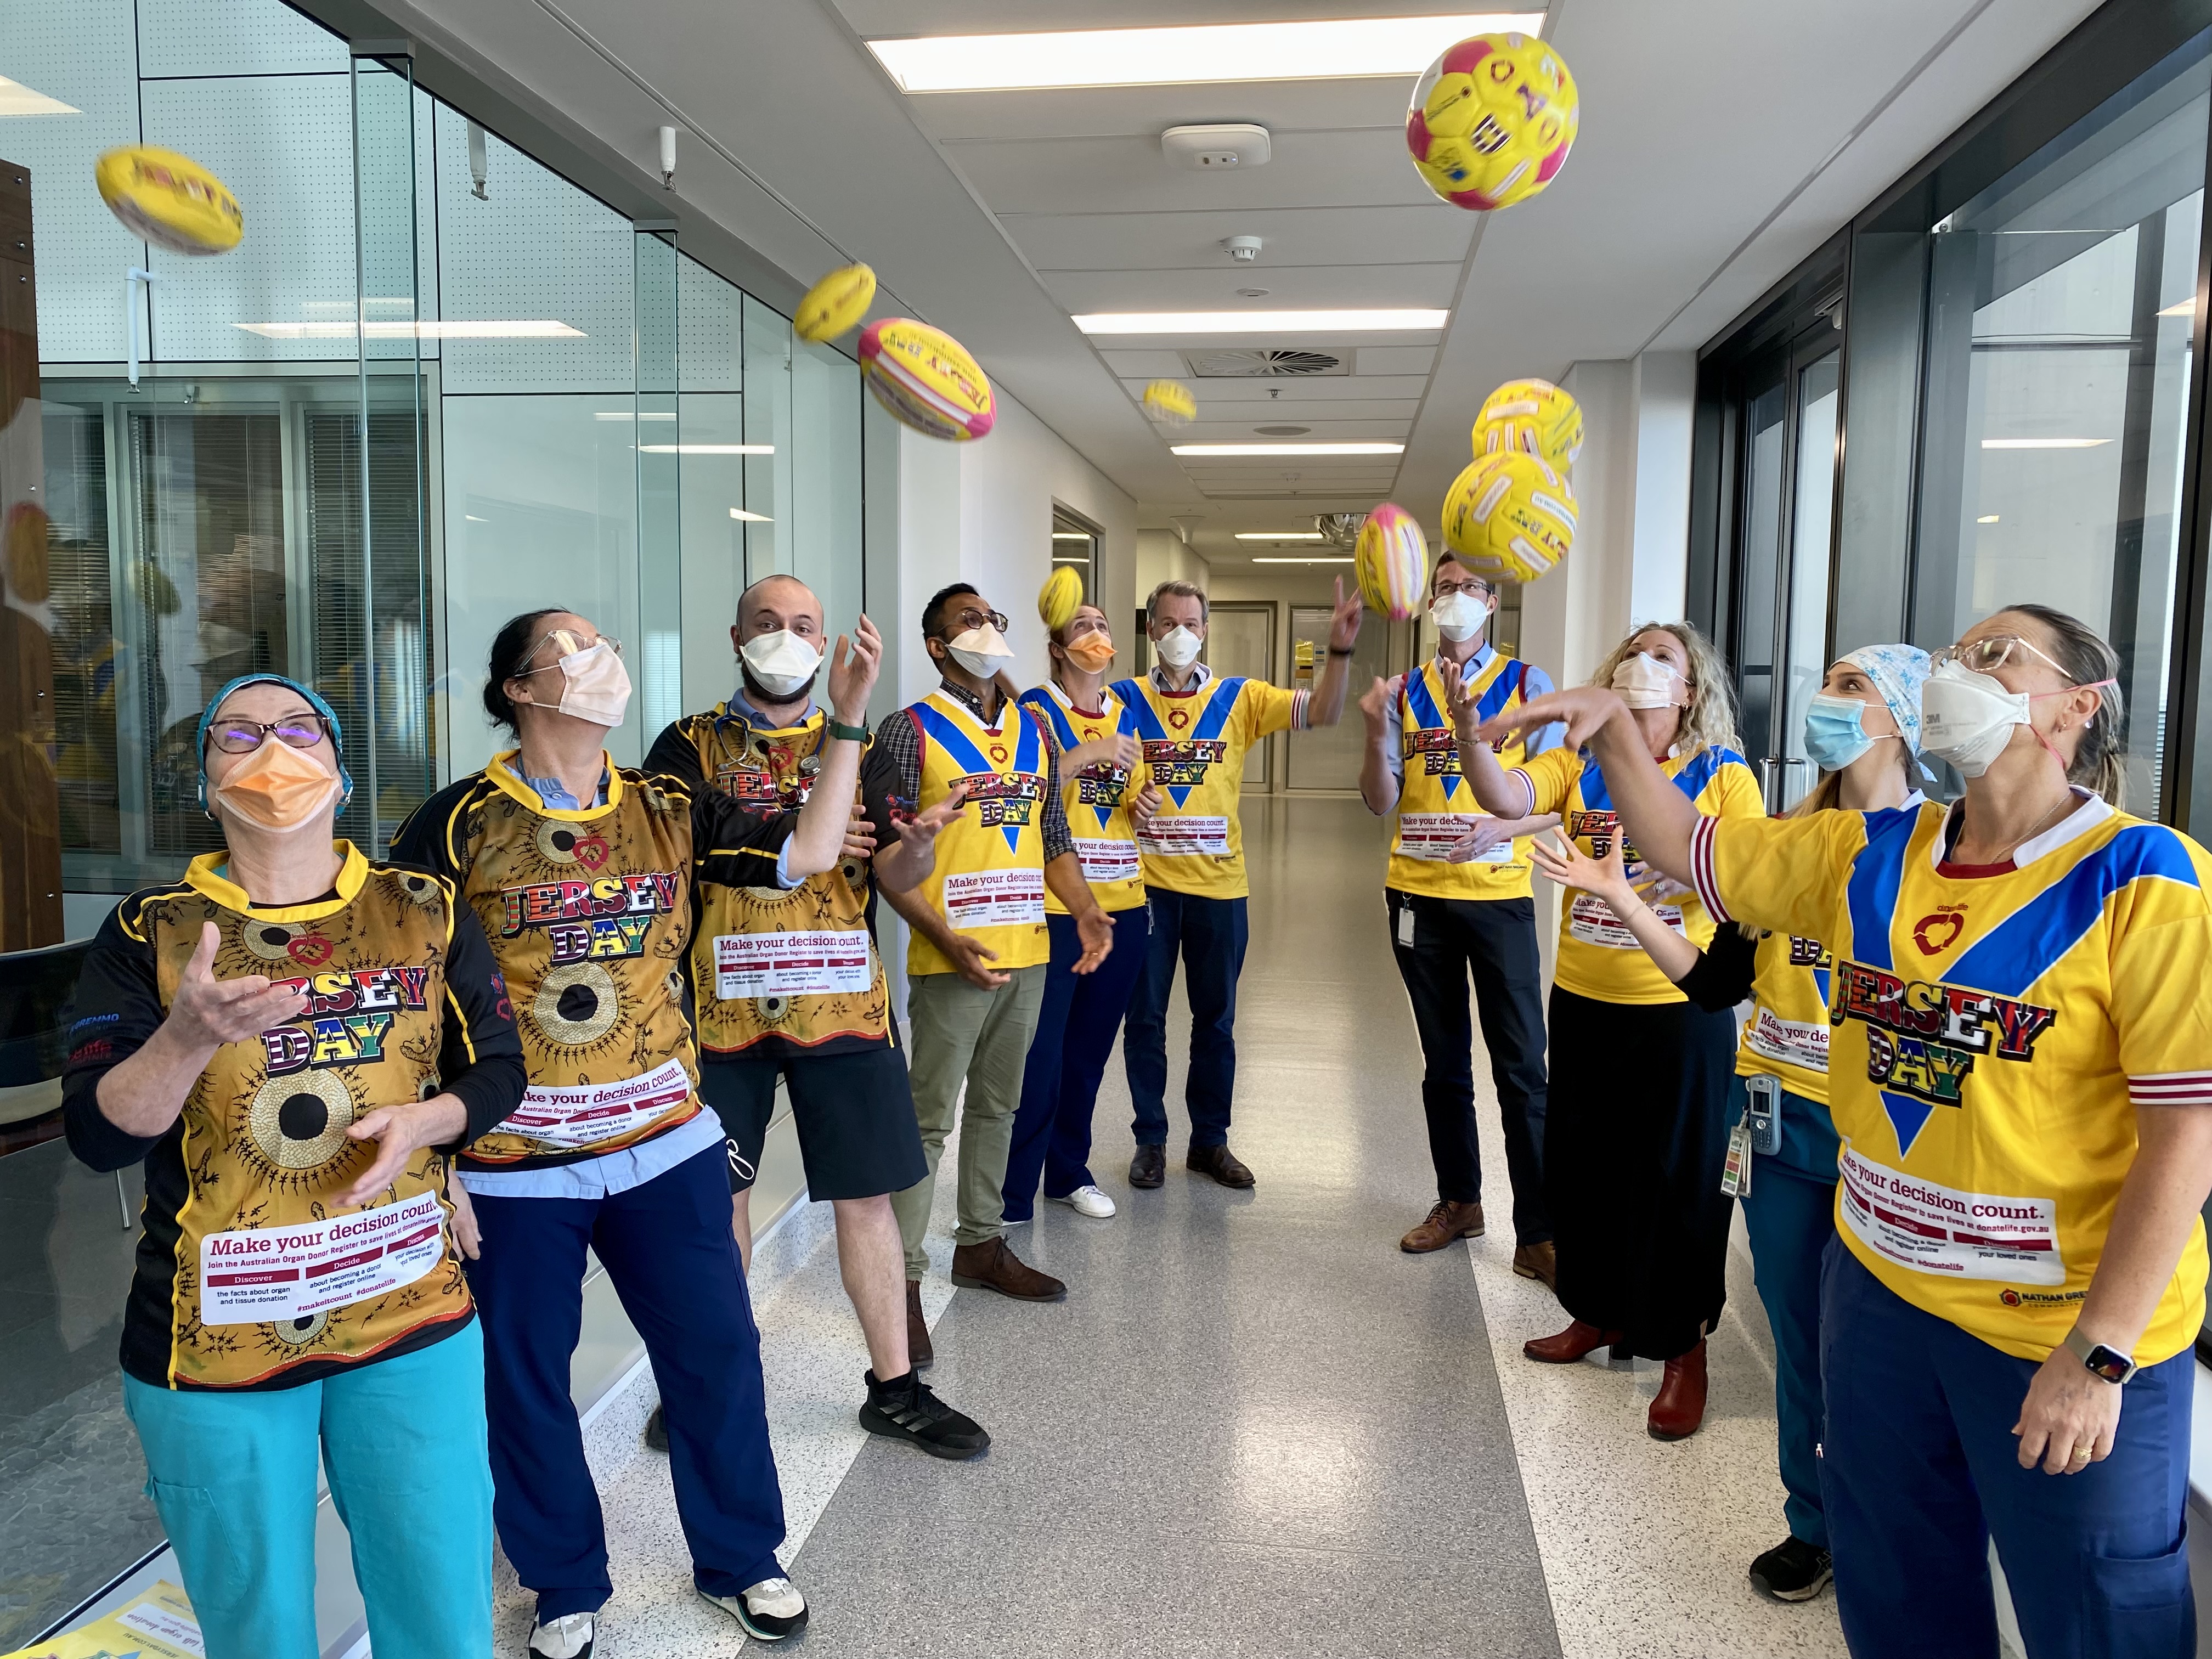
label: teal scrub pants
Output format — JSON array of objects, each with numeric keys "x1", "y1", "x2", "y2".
[{"x1": 123, "y1": 1318, "x2": 494, "y2": 1659}]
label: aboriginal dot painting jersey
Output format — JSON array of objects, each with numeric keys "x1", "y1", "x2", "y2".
[
  {"x1": 647, "y1": 704, "x2": 902, "y2": 1059},
  {"x1": 1513, "y1": 741, "x2": 1764, "y2": 1004},
  {"x1": 1690, "y1": 789, "x2": 2212, "y2": 1363},
  {"x1": 59, "y1": 844, "x2": 525, "y2": 1391},
  {"x1": 388, "y1": 752, "x2": 792, "y2": 1173},
  {"x1": 1017, "y1": 680, "x2": 1147, "y2": 914},
  {"x1": 1110, "y1": 664, "x2": 1308, "y2": 901},
  {"x1": 1386, "y1": 648, "x2": 1552, "y2": 902}
]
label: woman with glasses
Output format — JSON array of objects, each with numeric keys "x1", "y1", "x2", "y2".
[
  {"x1": 391, "y1": 608, "x2": 874, "y2": 1654},
  {"x1": 62, "y1": 674, "x2": 527, "y2": 1659},
  {"x1": 1477, "y1": 605, "x2": 2212, "y2": 1657}
]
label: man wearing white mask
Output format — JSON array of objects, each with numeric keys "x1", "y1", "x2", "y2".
[
  {"x1": 878, "y1": 584, "x2": 1115, "y2": 1328},
  {"x1": 646, "y1": 574, "x2": 986, "y2": 1460},
  {"x1": 1113, "y1": 577, "x2": 1361, "y2": 1190},
  {"x1": 1357, "y1": 557, "x2": 1564, "y2": 1282}
]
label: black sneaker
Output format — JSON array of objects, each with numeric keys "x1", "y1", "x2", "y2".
[
  {"x1": 858, "y1": 1369, "x2": 991, "y2": 1460},
  {"x1": 1749, "y1": 1535, "x2": 1833, "y2": 1602},
  {"x1": 699, "y1": 1578, "x2": 808, "y2": 1643},
  {"x1": 643, "y1": 1403, "x2": 668, "y2": 1453}
]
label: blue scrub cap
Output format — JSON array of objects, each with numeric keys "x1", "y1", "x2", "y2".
[
  {"x1": 1840, "y1": 644, "x2": 1933, "y2": 780},
  {"x1": 195, "y1": 674, "x2": 354, "y2": 814}
]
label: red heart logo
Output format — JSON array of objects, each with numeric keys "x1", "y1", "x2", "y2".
[
  {"x1": 573, "y1": 837, "x2": 611, "y2": 872},
  {"x1": 287, "y1": 935, "x2": 335, "y2": 968},
  {"x1": 1913, "y1": 910, "x2": 1965, "y2": 956}
]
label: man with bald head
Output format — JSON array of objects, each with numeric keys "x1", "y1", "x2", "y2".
[{"x1": 646, "y1": 572, "x2": 987, "y2": 1460}]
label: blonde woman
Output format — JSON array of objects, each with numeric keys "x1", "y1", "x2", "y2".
[{"x1": 1451, "y1": 623, "x2": 1762, "y2": 1440}]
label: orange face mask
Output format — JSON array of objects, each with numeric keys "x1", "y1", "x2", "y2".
[
  {"x1": 1064, "y1": 633, "x2": 1116, "y2": 673},
  {"x1": 212, "y1": 735, "x2": 340, "y2": 832}
]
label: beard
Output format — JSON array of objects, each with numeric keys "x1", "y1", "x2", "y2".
[{"x1": 741, "y1": 664, "x2": 820, "y2": 710}]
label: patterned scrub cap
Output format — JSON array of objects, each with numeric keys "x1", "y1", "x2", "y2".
[{"x1": 1840, "y1": 644, "x2": 1933, "y2": 772}]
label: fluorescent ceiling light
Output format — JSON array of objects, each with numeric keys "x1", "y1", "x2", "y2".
[
  {"x1": 1052, "y1": 557, "x2": 1090, "y2": 565},
  {"x1": 1251, "y1": 556, "x2": 1354, "y2": 563},
  {"x1": 729, "y1": 508, "x2": 772, "y2": 522},
  {"x1": 1174, "y1": 442, "x2": 1403, "y2": 456},
  {"x1": 1052, "y1": 532, "x2": 1092, "y2": 540},
  {"x1": 1235, "y1": 531, "x2": 1324, "y2": 540},
  {"x1": 866, "y1": 14, "x2": 1543, "y2": 93},
  {"x1": 235, "y1": 320, "x2": 584, "y2": 339},
  {"x1": 0, "y1": 75, "x2": 80, "y2": 116},
  {"x1": 642, "y1": 444, "x2": 775, "y2": 454},
  {"x1": 1980, "y1": 438, "x2": 2109, "y2": 449},
  {"x1": 464, "y1": 514, "x2": 488, "y2": 522},
  {"x1": 1977, "y1": 514, "x2": 2000, "y2": 524},
  {"x1": 595, "y1": 410, "x2": 677, "y2": 421},
  {"x1": 1077, "y1": 309, "x2": 1446, "y2": 335}
]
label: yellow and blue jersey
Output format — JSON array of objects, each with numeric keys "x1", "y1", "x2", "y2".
[
  {"x1": 1515, "y1": 742, "x2": 1764, "y2": 1005},
  {"x1": 1691, "y1": 794, "x2": 2212, "y2": 1363},
  {"x1": 1387, "y1": 652, "x2": 1548, "y2": 901},
  {"x1": 902, "y1": 690, "x2": 1052, "y2": 976},
  {"x1": 1017, "y1": 681, "x2": 1146, "y2": 914},
  {"x1": 1111, "y1": 669, "x2": 1304, "y2": 901}
]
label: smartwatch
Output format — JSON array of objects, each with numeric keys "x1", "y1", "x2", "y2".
[
  {"x1": 2062, "y1": 1326, "x2": 2138, "y2": 1385},
  {"x1": 825, "y1": 718, "x2": 870, "y2": 743}
]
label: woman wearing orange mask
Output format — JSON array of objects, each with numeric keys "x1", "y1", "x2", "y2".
[
  {"x1": 61, "y1": 673, "x2": 528, "y2": 1659},
  {"x1": 1003, "y1": 599, "x2": 1161, "y2": 1224}
]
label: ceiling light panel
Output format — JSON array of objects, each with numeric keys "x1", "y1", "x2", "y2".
[
  {"x1": 1979, "y1": 438, "x2": 2110, "y2": 449},
  {"x1": 1078, "y1": 310, "x2": 1448, "y2": 335},
  {"x1": 1173, "y1": 442, "x2": 1404, "y2": 456},
  {"x1": 867, "y1": 14, "x2": 1544, "y2": 93},
  {"x1": 0, "y1": 75, "x2": 80, "y2": 115}
]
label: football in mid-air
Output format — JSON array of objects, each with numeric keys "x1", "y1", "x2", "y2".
[
  {"x1": 860, "y1": 318, "x2": 995, "y2": 441},
  {"x1": 1474, "y1": 379, "x2": 1583, "y2": 472},
  {"x1": 1141, "y1": 380, "x2": 1197, "y2": 425},
  {"x1": 1442, "y1": 453, "x2": 1576, "y2": 585},
  {"x1": 1406, "y1": 32, "x2": 1578, "y2": 212},
  {"x1": 1355, "y1": 504, "x2": 1429, "y2": 620}
]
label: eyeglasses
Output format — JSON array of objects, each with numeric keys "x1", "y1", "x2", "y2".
[
  {"x1": 1432, "y1": 578, "x2": 1494, "y2": 600},
  {"x1": 1932, "y1": 635, "x2": 2068, "y2": 678},
  {"x1": 517, "y1": 629, "x2": 622, "y2": 675},
  {"x1": 943, "y1": 607, "x2": 1009, "y2": 636},
  {"x1": 207, "y1": 713, "x2": 329, "y2": 754}
]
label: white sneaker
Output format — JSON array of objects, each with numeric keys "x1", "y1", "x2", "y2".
[
  {"x1": 1049, "y1": 1184, "x2": 1116, "y2": 1219},
  {"x1": 700, "y1": 1577, "x2": 809, "y2": 1642},
  {"x1": 528, "y1": 1611, "x2": 594, "y2": 1659}
]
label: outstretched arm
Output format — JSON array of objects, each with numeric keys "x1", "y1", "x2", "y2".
[
  {"x1": 1477, "y1": 687, "x2": 1699, "y2": 887},
  {"x1": 781, "y1": 617, "x2": 882, "y2": 878},
  {"x1": 1305, "y1": 578, "x2": 1365, "y2": 729},
  {"x1": 1441, "y1": 664, "x2": 1541, "y2": 819},
  {"x1": 1358, "y1": 676, "x2": 1402, "y2": 817}
]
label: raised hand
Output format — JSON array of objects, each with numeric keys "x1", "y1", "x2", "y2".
[
  {"x1": 167, "y1": 922, "x2": 308, "y2": 1052},
  {"x1": 1476, "y1": 685, "x2": 1627, "y2": 752},
  {"x1": 890, "y1": 782, "x2": 966, "y2": 860},
  {"x1": 1358, "y1": 674, "x2": 1400, "y2": 731},
  {"x1": 1329, "y1": 574, "x2": 1364, "y2": 651},
  {"x1": 1527, "y1": 829, "x2": 1635, "y2": 910},
  {"x1": 1065, "y1": 732, "x2": 1139, "y2": 775},
  {"x1": 1442, "y1": 661, "x2": 1482, "y2": 736},
  {"x1": 826, "y1": 614, "x2": 883, "y2": 727}
]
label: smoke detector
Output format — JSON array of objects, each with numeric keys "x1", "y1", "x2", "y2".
[
  {"x1": 1222, "y1": 235, "x2": 1263, "y2": 263},
  {"x1": 1163, "y1": 124, "x2": 1271, "y2": 172}
]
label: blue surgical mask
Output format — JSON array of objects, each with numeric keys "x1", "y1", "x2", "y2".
[{"x1": 1803, "y1": 693, "x2": 1886, "y2": 772}]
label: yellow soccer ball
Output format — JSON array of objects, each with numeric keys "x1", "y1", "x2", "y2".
[
  {"x1": 1354, "y1": 503, "x2": 1428, "y2": 620},
  {"x1": 95, "y1": 146, "x2": 243, "y2": 254},
  {"x1": 795, "y1": 263, "x2": 875, "y2": 344},
  {"x1": 1141, "y1": 379, "x2": 1197, "y2": 425},
  {"x1": 1442, "y1": 453, "x2": 1576, "y2": 585},
  {"x1": 859, "y1": 318, "x2": 995, "y2": 441},
  {"x1": 1406, "y1": 32, "x2": 1578, "y2": 212},
  {"x1": 1474, "y1": 378, "x2": 1583, "y2": 471},
  {"x1": 1038, "y1": 566, "x2": 1085, "y2": 633}
]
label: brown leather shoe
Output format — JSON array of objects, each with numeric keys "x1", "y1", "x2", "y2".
[
  {"x1": 1187, "y1": 1144, "x2": 1255, "y2": 1188},
  {"x1": 905, "y1": 1279, "x2": 932, "y2": 1369},
  {"x1": 1648, "y1": 1339, "x2": 1708, "y2": 1441},
  {"x1": 950, "y1": 1236, "x2": 1066, "y2": 1302},
  {"x1": 1523, "y1": 1319, "x2": 1626, "y2": 1364},
  {"x1": 1129, "y1": 1144, "x2": 1165, "y2": 1188},
  {"x1": 1401, "y1": 1200, "x2": 1486, "y2": 1253},
  {"x1": 1511, "y1": 1240, "x2": 1558, "y2": 1291}
]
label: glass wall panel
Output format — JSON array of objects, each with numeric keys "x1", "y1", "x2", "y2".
[
  {"x1": 678, "y1": 253, "x2": 744, "y2": 715},
  {"x1": 791, "y1": 336, "x2": 862, "y2": 634},
  {"x1": 1052, "y1": 508, "x2": 1098, "y2": 606},
  {"x1": 742, "y1": 291, "x2": 794, "y2": 584}
]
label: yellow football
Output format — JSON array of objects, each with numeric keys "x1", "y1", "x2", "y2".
[
  {"x1": 1039, "y1": 566, "x2": 1085, "y2": 633},
  {"x1": 1141, "y1": 379, "x2": 1197, "y2": 425},
  {"x1": 859, "y1": 318, "x2": 995, "y2": 441},
  {"x1": 1354, "y1": 504, "x2": 1428, "y2": 620},
  {"x1": 795, "y1": 263, "x2": 876, "y2": 344},
  {"x1": 95, "y1": 146, "x2": 242, "y2": 255},
  {"x1": 1442, "y1": 453, "x2": 1576, "y2": 585},
  {"x1": 1406, "y1": 33, "x2": 1578, "y2": 212},
  {"x1": 1474, "y1": 378, "x2": 1583, "y2": 471}
]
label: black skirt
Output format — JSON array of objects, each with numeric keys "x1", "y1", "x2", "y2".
[{"x1": 1544, "y1": 984, "x2": 1737, "y2": 1361}]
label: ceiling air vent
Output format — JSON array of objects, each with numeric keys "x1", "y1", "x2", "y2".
[{"x1": 1181, "y1": 347, "x2": 1347, "y2": 379}]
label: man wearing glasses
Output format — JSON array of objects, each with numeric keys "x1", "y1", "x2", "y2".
[
  {"x1": 877, "y1": 585, "x2": 1114, "y2": 1348},
  {"x1": 1357, "y1": 556, "x2": 1564, "y2": 1285}
]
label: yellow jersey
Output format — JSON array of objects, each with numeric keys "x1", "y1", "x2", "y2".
[
  {"x1": 1387, "y1": 653, "x2": 1544, "y2": 901},
  {"x1": 1515, "y1": 742, "x2": 1764, "y2": 1005},
  {"x1": 1691, "y1": 794, "x2": 2212, "y2": 1363},
  {"x1": 1112, "y1": 669, "x2": 1305, "y2": 901},
  {"x1": 904, "y1": 689, "x2": 1052, "y2": 976},
  {"x1": 1737, "y1": 928, "x2": 1836, "y2": 1104},
  {"x1": 1017, "y1": 680, "x2": 1147, "y2": 915}
]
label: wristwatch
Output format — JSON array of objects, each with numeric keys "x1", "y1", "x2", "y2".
[
  {"x1": 825, "y1": 718, "x2": 870, "y2": 743},
  {"x1": 2062, "y1": 1326, "x2": 2138, "y2": 1384}
]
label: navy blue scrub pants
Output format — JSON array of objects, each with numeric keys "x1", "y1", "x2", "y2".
[
  {"x1": 465, "y1": 1145, "x2": 786, "y2": 1620},
  {"x1": 1821, "y1": 1241, "x2": 2194, "y2": 1657},
  {"x1": 1124, "y1": 889, "x2": 1248, "y2": 1151},
  {"x1": 1005, "y1": 902, "x2": 1152, "y2": 1222}
]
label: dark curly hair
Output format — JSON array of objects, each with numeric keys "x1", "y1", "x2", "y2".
[{"x1": 483, "y1": 608, "x2": 573, "y2": 731}]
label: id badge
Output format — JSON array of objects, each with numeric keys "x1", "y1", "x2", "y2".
[
  {"x1": 1396, "y1": 901, "x2": 1416, "y2": 949},
  {"x1": 1720, "y1": 1118, "x2": 1753, "y2": 1197},
  {"x1": 1746, "y1": 1074, "x2": 1782, "y2": 1158}
]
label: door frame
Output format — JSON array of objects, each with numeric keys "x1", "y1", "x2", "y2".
[{"x1": 1203, "y1": 600, "x2": 1276, "y2": 792}]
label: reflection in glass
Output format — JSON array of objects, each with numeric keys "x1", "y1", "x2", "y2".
[{"x1": 1781, "y1": 354, "x2": 1839, "y2": 808}]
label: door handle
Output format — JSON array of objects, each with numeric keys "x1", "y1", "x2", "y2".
[{"x1": 1758, "y1": 755, "x2": 1781, "y2": 813}]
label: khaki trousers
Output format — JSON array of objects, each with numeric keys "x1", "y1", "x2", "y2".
[{"x1": 892, "y1": 964, "x2": 1047, "y2": 1280}]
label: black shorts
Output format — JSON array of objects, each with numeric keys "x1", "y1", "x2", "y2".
[{"x1": 696, "y1": 1045, "x2": 928, "y2": 1203}]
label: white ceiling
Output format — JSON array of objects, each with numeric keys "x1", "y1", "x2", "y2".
[{"x1": 348, "y1": 0, "x2": 2105, "y2": 569}]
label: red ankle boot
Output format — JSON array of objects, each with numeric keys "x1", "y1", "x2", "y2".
[
  {"x1": 1647, "y1": 1339, "x2": 1708, "y2": 1440},
  {"x1": 1523, "y1": 1319, "x2": 1626, "y2": 1364}
]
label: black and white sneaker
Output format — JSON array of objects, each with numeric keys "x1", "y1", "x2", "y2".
[
  {"x1": 701, "y1": 1577, "x2": 808, "y2": 1642},
  {"x1": 527, "y1": 1610, "x2": 595, "y2": 1659},
  {"x1": 644, "y1": 1403, "x2": 668, "y2": 1453},
  {"x1": 858, "y1": 1369, "x2": 990, "y2": 1460},
  {"x1": 1749, "y1": 1535, "x2": 1833, "y2": 1602}
]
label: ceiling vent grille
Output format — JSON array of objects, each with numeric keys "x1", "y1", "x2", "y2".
[{"x1": 1181, "y1": 347, "x2": 1347, "y2": 379}]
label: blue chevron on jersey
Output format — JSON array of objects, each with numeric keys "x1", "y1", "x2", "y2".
[
  {"x1": 914, "y1": 698, "x2": 1044, "y2": 853},
  {"x1": 1116, "y1": 676, "x2": 1246, "y2": 807}
]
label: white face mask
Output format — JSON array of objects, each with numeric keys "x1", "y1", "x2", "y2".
[
  {"x1": 944, "y1": 622, "x2": 1014, "y2": 680},
  {"x1": 1154, "y1": 624, "x2": 1203, "y2": 670},
  {"x1": 740, "y1": 629, "x2": 822, "y2": 699},
  {"x1": 554, "y1": 639, "x2": 631, "y2": 729},
  {"x1": 1918, "y1": 660, "x2": 2032, "y2": 778},
  {"x1": 1430, "y1": 591, "x2": 1491, "y2": 644},
  {"x1": 1611, "y1": 651, "x2": 1688, "y2": 710}
]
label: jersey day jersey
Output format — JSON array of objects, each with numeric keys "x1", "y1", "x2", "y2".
[
  {"x1": 1388, "y1": 653, "x2": 1543, "y2": 901},
  {"x1": 1112, "y1": 670, "x2": 1304, "y2": 901},
  {"x1": 1018, "y1": 680, "x2": 1146, "y2": 914},
  {"x1": 902, "y1": 689, "x2": 1053, "y2": 976}
]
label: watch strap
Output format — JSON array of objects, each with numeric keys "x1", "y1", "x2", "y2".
[
  {"x1": 2062, "y1": 1325, "x2": 2137, "y2": 1384},
  {"x1": 825, "y1": 718, "x2": 870, "y2": 743}
]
